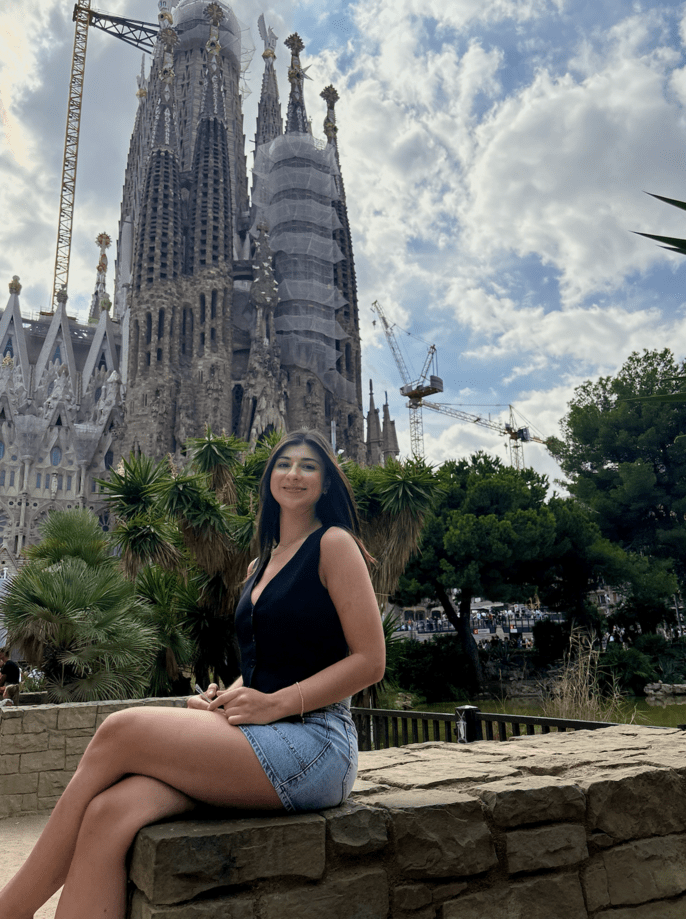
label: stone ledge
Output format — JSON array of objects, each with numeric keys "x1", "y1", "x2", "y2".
[{"x1": 124, "y1": 726, "x2": 686, "y2": 918}]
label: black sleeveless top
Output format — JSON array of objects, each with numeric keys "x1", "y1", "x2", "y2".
[{"x1": 234, "y1": 526, "x2": 349, "y2": 694}]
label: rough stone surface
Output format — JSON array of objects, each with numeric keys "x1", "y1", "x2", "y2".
[
  {"x1": 378, "y1": 792, "x2": 497, "y2": 878},
  {"x1": 583, "y1": 766, "x2": 686, "y2": 841},
  {"x1": 581, "y1": 858, "x2": 610, "y2": 912},
  {"x1": 595, "y1": 894, "x2": 686, "y2": 918},
  {"x1": 442, "y1": 872, "x2": 587, "y2": 919},
  {"x1": 601, "y1": 834, "x2": 686, "y2": 906},
  {"x1": 56, "y1": 704, "x2": 98, "y2": 731},
  {"x1": 506, "y1": 823, "x2": 588, "y2": 874},
  {"x1": 324, "y1": 801, "x2": 388, "y2": 856},
  {"x1": 392, "y1": 883, "x2": 432, "y2": 910},
  {"x1": 259, "y1": 868, "x2": 388, "y2": 919},
  {"x1": 130, "y1": 815, "x2": 326, "y2": 904},
  {"x1": 477, "y1": 776, "x2": 586, "y2": 827},
  {"x1": 130, "y1": 891, "x2": 255, "y2": 919}
]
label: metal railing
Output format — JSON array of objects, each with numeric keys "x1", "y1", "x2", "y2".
[
  {"x1": 454, "y1": 705, "x2": 618, "y2": 743},
  {"x1": 351, "y1": 707, "x2": 458, "y2": 751}
]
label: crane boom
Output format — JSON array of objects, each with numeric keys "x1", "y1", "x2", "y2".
[
  {"x1": 51, "y1": 4, "x2": 158, "y2": 311},
  {"x1": 51, "y1": 1, "x2": 92, "y2": 310}
]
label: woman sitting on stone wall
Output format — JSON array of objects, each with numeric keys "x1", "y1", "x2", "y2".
[{"x1": 0, "y1": 429, "x2": 385, "y2": 919}]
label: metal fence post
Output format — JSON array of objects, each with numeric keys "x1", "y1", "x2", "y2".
[{"x1": 455, "y1": 705, "x2": 481, "y2": 743}]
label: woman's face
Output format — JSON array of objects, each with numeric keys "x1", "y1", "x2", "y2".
[{"x1": 269, "y1": 443, "x2": 326, "y2": 513}]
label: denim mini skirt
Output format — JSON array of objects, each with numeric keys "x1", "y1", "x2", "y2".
[{"x1": 239, "y1": 701, "x2": 358, "y2": 812}]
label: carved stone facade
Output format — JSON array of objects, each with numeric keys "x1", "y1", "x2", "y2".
[
  {"x1": 0, "y1": 280, "x2": 121, "y2": 554},
  {"x1": 0, "y1": 1, "x2": 397, "y2": 551}
]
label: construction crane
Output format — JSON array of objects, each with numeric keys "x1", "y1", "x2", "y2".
[
  {"x1": 421, "y1": 400, "x2": 547, "y2": 471},
  {"x1": 371, "y1": 301, "x2": 547, "y2": 466},
  {"x1": 51, "y1": 4, "x2": 159, "y2": 310},
  {"x1": 371, "y1": 300, "x2": 443, "y2": 458}
]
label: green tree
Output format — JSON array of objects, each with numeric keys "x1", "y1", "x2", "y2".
[
  {"x1": 397, "y1": 454, "x2": 557, "y2": 688},
  {"x1": 548, "y1": 349, "x2": 686, "y2": 570}
]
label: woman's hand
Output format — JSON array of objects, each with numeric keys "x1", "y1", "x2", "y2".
[
  {"x1": 207, "y1": 686, "x2": 280, "y2": 724},
  {"x1": 186, "y1": 682, "x2": 219, "y2": 710}
]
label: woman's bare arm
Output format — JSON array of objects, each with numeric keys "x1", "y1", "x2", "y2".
[{"x1": 208, "y1": 527, "x2": 385, "y2": 723}]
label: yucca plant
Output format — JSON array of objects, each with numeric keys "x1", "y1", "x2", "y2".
[{"x1": 24, "y1": 508, "x2": 113, "y2": 569}]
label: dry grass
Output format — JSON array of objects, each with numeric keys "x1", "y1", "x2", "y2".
[{"x1": 541, "y1": 629, "x2": 634, "y2": 724}]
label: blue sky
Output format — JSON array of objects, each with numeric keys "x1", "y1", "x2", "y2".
[{"x1": 3, "y1": 0, "x2": 686, "y2": 484}]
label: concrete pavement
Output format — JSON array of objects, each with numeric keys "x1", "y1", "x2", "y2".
[{"x1": 0, "y1": 814, "x2": 60, "y2": 918}]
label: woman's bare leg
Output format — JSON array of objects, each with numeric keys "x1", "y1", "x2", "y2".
[
  {"x1": 55, "y1": 775, "x2": 196, "y2": 919},
  {"x1": 0, "y1": 707, "x2": 283, "y2": 919}
]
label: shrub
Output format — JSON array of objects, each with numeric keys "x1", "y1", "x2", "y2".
[{"x1": 393, "y1": 634, "x2": 477, "y2": 702}]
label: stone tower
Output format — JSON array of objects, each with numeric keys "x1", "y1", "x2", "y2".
[{"x1": 114, "y1": 2, "x2": 367, "y2": 460}]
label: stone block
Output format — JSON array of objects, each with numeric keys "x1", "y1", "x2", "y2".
[
  {"x1": 379, "y1": 791, "x2": 497, "y2": 878},
  {"x1": 324, "y1": 801, "x2": 388, "y2": 855},
  {"x1": 581, "y1": 857, "x2": 610, "y2": 912},
  {"x1": 49, "y1": 732, "x2": 67, "y2": 750},
  {"x1": 392, "y1": 883, "x2": 432, "y2": 910},
  {"x1": 129, "y1": 890, "x2": 255, "y2": 919},
  {"x1": 37, "y1": 770, "x2": 72, "y2": 798},
  {"x1": 21, "y1": 793, "x2": 38, "y2": 812},
  {"x1": 0, "y1": 709, "x2": 24, "y2": 734},
  {"x1": 477, "y1": 777, "x2": 586, "y2": 828},
  {"x1": 66, "y1": 734, "x2": 92, "y2": 756},
  {"x1": 37, "y1": 795, "x2": 61, "y2": 811},
  {"x1": 0, "y1": 794, "x2": 24, "y2": 819},
  {"x1": 57, "y1": 704, "x2": 97, "y2": 731},
  {"x1": 21, "y1": 748, "x2": 66, "y2": 773},
  {"x1": 602, "y1": 833, "x2": 686, "y2": 906},
  {"x1": 595, "y1": 892, "x2": 686, "y2": 919},
  {"x1": 0, "y1": 754, "x2": 20, "y2": 774},
  {"x1": 583, "y1": 766, "x2": 686, "y2": 840},
  {"x1": 442, "y1": 872, "x2": 587, "y2": 919},
  {"x1": 66, "y1": 754, "x2": 82, "y2": 771},
  {"x1": 130, "y1": 815, "x2": 326, "y2": 905},
  {"x1": 0, "y1": 772, "x2": 38, "y2": 795},
  {"x1": 260, "y1": 867, "x2": 388, "y2": 919},
  {"x1": 3, "y1": 732, "x2": 49, "y2": 754},
  {"x1": 506, "y1": 823, "x2": 588, "y2": 874},
  {"x1": 20, "y1": 707, "x2": 59, "y2": 733},
  {"x1": 431, "y1": 882, "x2": 468, "y2": 902}
]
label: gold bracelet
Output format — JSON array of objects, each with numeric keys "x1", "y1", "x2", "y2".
[{"x1": 295, "y1": 681, "x2": 305, "y2": 723}]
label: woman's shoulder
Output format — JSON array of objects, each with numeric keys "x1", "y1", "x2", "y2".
[{"x1": 320, "y1": 525, "x2": 355, "y2": 549}]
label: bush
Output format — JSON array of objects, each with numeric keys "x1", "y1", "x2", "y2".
[
  {"x1": 601, "y1": 647, "x2": 655, "y2": 695},
  {"x1": 393, "y1": 634, "x2": 477, "y2": 703}
]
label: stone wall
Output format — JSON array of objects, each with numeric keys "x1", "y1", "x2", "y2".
[
  {"x1": 0, "y1": 698, "x2": 187, "y2": 819},
  {"x1": 127, "y1": 725, "x2": 686, "y2": 919}
]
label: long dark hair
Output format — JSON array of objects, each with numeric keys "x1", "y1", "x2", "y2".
[{"x1": 255, "y1": 429, "x2": 367, "y2": 567}]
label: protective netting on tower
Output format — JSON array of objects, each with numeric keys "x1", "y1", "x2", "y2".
[{"x1": 252, "y1": 134, "x2": 357, "y2": 404}]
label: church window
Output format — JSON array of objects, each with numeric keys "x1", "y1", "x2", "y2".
[
  {"x1": 98, "y1": 352, "x2": 107, "y2": 371},
  {"x1": 200, "y1": 295, "x2": 206, "y2": 324},
  {"x1": 36, "y1": 474, "x2": 41, "y2": 489},
  {"x1": 104, "y1": 450, "x2": 114, "y2": 470},
  {"x1": 57, "y1": 475, "x2": 63, "y2": 490},
  {"x1": 9, "y1": 471, "x2": 14, "y2": 487},
  {"x1": 47, "y1": 382, "x2": 54, "y2": 396},
  {"x1": 210, "y1": 328, "x2": 216, "y2": 342},
  {"x1": 345, "y1": 343, "x2": 352, "y2": 374},
  {"x1": 94, "y1": 387, "x2": 102, "y2": 402},
  {"x1": 157, "y1": 348, "x2": 162, "y2": 362},
  {"x1": 211, "y1": 290, "x2": 217, "y2": 319},
  {"x1": 146, "y1": 352, "x2": 151, "y2": 366},
  {"x1": 55, "y1": 416, "x2": 63, "y2": 427},
  {"x1": 67, "y1": 475, "x2": 72, "y2": 491},
  {"x1": 0, "y1": 442, "x2": 4, "y2": 460},
  {"x1": 0, "y1": 472, "x2": 5, "y2": 487},
  {"x1": 51, "y1": 447, "x2": 62, "y2": 466},
  {"x1": 146, "y1": 313, "x2": 152, "y2": 345},
  {"x1": 158, "y1": 308, "x2": 165, "y2": 339},
  {"x1": 0, "y1": 409, "x2": 5, "y2": 422},
  {"x1": 3, "y1": 338, "x2": 13, "y2": 358},
  {"x1": 53, "y1": 345, "x2": 62, "y2": 364}
]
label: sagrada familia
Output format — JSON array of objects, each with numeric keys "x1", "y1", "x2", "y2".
[{"x1": 0, "y1": 0, "x2": 399, "y2": 557}]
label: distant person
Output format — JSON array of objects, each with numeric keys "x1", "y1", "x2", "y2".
[{"x1": 0, "y1": 649, "x2": 20, "y2": 705}]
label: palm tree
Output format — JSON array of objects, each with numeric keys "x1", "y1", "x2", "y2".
[{"x1": 3, "y1": 557, "x2": 157, "y2": 702}]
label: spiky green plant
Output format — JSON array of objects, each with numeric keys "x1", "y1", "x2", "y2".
[{"x1": 2, "y1": 558, "x2": 157, "y2": 702}]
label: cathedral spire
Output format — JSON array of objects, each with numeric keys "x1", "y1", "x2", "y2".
[
  {"x1": 199, "y1": 3, "x2": 228, "y2": 123},
  {"x1": 89, "y1": 233, "x2": 112, "y2": 323},
  {"x1": 321, "y1": 85, "x2": 339, "y2": 152},
  {"x1": 366, "y1": 380, "x2": 383, "y2": 465},
  {"x1": 284, "y1": 33, "x2": 311, "y2": 135},
  {"x1": 255, "y1": 14, "x2": 282, "y2": 149}
]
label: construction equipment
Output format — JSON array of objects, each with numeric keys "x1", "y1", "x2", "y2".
[
  {"x1": 371, "y1": 300, "x2": 443, "y2": 457},
  {"x1": 371, "y1": 301, "x2": 547, "y2": 466},
  {"x1": 51, "y1": 4, "x2": 158, "y2": 310}
]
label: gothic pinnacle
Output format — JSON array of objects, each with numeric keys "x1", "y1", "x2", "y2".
[
  {"x1": 204, "y1": 3, "x2": 224, "y2": 27},
  {"x1": 9, "y1": 276, "x2": 21, "y2": 294},
  {"x1": 284, "y1": 33, "x2": 305, "y2": 56}
]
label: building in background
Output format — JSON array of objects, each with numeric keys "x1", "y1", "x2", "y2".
[{"x1": 0, "y1": 0, "x2": 397, "y2": 553}]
